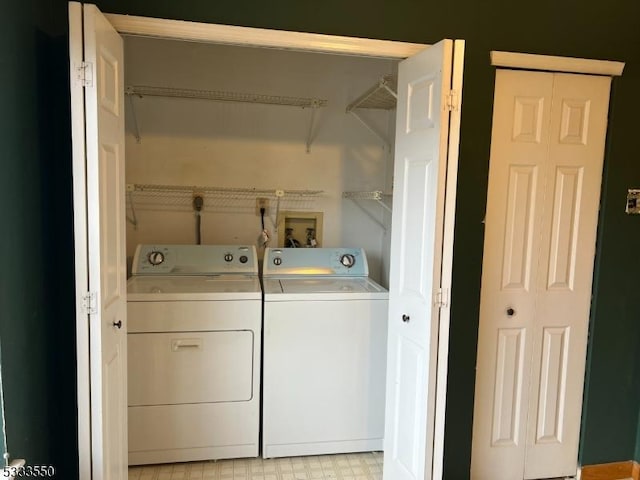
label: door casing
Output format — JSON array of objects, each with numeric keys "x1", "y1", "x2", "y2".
[{"x1": 72, "y1": 9, "x2": 461, "y2": 480}]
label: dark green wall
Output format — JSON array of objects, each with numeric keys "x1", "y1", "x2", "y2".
[
  {"x1": 0, "y1": 0, "x2": 638, "y2": 479},
  {"x1": 0, "y1": 345, "x2": 6, "y2": 464},
  {"x1": 0, "y1": 0, "x2": 77, "y2": 477}
]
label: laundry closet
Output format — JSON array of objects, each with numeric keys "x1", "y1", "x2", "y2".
[
  {"x1": 122, "y1": 35, "x2": 401, "y2": 466},
  {"x1": 69, "y1": 5, "x2": 465, "y2": 476},
  {"x1": 123, "y1": 36, "x2": 400, "y2": 284}
]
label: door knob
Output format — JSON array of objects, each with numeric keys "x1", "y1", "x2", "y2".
[
  {"x1": 113, "y1": 320, "x2": 123, "y2": 329},
  {"x1": 506, "y1": 308, "x2": 515, "y2": 317},
  {"x1": 402, "y1": 314, "x2": 410, "y2": 323}
]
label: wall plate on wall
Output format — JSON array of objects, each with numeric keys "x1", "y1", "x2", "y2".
[
  {"x1": 626, "y1": 189, "x2": 640, "y2": 214},
  {"x1": 277, "y1": 211, "x2": 323, "y2": 248}
]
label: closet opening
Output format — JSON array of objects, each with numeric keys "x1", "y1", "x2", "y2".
[{"x1": 123, "y1": 34, "x2": 401, "y2": 476}]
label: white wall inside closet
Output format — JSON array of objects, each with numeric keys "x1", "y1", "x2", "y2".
[{"x1": 123, "y1": 37, "x2": 397, "y2": 284}]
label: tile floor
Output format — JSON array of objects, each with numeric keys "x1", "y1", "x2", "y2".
[{"x1": 128, "y1": 452, "x2": 384, "y2": 480}]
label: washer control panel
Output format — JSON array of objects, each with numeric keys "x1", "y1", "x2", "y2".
[
  {"x1": 132, "y1": 244, "x2": 258, "y2": 275},
  {"x1": 264, "y1": 247, "x2": 368, "y2": 277}
]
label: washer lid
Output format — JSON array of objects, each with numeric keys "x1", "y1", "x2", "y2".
[
  {"x1": 279, "y1": 277, "x2": 385, "y2": 294},
  {"x1": 127, "y1": 275, "x2": 262, "y2": 301},
  {"x1": 263, "y1": 277, "x2": 388, "y2": 301}
]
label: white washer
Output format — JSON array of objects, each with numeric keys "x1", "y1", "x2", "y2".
[
  {"x1": 262, "y1": 247, "x2": 389, "y2": 459},
  {"x1": 127, "y1": 244, "x2": 261, "y2": 465}
]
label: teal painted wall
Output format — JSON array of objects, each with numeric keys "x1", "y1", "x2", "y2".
[
  {"x1": 0, "y1": 0, "x2": 77, "y2": 477},
  {"x1": 0, "y1": 0, "x2": 638, "y2": 478}
]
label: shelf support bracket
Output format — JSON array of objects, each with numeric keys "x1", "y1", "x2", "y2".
[
  {"x1": 273, "y1": 189, "x2": 285, "y2": 231},
  {"x1": 126, "y1": 185, "x2": 138, "y2": 228},
  {"x1": 305, "y1": 101, "x2": 321, "y2": 153},
  {"x1": 347, "y1": 198, "x2": 388, "y2": 231},
  {"x1": 126, "y1": 91, "x2": 142, "y2": 144},
  {"x1": 348, "y1": 110, "x2": 390, "y2": 150}
]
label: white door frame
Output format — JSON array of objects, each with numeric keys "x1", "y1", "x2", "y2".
[
  {"x1": 489, "y1": 50, "x2": 624, "y2": 76},
  {"x1": 74, "y1": 11, "x2": 447, "y2": 480},
  {"x1": 106, "y1": 13, "x2": 428, "y2": 58}
]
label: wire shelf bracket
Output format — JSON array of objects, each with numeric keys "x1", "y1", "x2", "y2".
[
  {"x1": 346, "y1": 75, "x2": 397, "y2": 148},
  {"x1": 343, "y1": 190, "x2": 392, "y2": 230},
  {"x1": 125, "y1": 85, "x2": 328, "y2": 152}
]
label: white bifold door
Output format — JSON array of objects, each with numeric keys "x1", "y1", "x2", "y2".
[
  {"x1": 69, "y1": 2, "x2": 128, "y2": 480},
  {"x1": 384, "y1": 39, "x2": 464, "y2": 480},
  {"x1": 472, "y1": 69, "x2": 612, "y2": 479}
]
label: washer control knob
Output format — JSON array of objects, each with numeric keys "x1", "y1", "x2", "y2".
[
  {"x1": 340, "y1": 254, "x2": 356, "y2": 268},
  {"x1": 224, "y1": 253, "x2": 233, "y2": 262},
  {"x1": 239, "y1": 255, "x2": 248, "y2": 264},
  {"x1": 273, "y1": 257, "x2": 282, "y2": 266},
  {"x1": 147, "y1": 251, "x2": 165, "y2": 266}
]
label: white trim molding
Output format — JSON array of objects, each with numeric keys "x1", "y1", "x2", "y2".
[
  {"x1": 106, "y1": 13, "x2": 427, "y2": 59},
  {"x1": 491, "y1": 51, "x2": 625, "y2": 76}
]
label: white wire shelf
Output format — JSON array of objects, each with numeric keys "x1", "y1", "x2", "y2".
[
  {"x1": 125, "y1": 85, "x2": 328, "y2": 152},
  {"x1": 346, "y1": 75, "x2": 398, "y2": 112},
  {"x1": 126, "y1": 183, "x2": 324, "y2": 228},
  {"x1": 130, "y1": 184, "x2": 323, "y2": 196},
  {"x1": 343, "y1": 190, "x2": 390, "y2": 201},
  {"x1": 343, "y1": 190, "x2": 392, "y2": 230},
  {"x1": 126, "y1": 85, "x2": 328, "y2": 109}
]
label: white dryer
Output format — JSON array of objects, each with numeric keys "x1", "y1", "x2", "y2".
[
  {"x1": 262, "y1": 247, "x2": 389, "y2": 459},
  {"x1": 127, "y1": 244, "x2": 261, "y2": 465}
]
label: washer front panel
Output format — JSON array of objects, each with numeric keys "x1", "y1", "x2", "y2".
[{"x1": 263, "y1": 248, "x2": 369, "y2": 277}]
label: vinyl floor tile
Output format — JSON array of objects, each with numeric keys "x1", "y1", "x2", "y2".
[{"x1": 129, "y1": 452, "x2": 383, "y2": 480}]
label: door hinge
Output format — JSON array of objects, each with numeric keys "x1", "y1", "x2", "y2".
[
  {"x1": 445, "y1": 90, "x2": 459, "y2": 112},
  {"x1": 76, "y1": 62, "x2": 94, "y2": 87},
  {"x1": 82, "y1": 291, "x2": 97, "y2": 315},
  {"x1": 434, "y1": 288, "x2": 449, "y2": 308}
]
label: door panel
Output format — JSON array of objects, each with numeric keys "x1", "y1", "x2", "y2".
[
  {"x1": 472, "y1": 70, "x2": 552, "y2": 480},
  {"x1": 491, "y1": 327, "x2": 526, "y2": 447},
  {"x1": 534, "y1": 326, "x2": 570, "y2": 443},
  {"x1": 82, "y1": 3, "x2": 128, "y2": 479},
  {"x1": 472, "y1": 69, "x2": 611, "y2": 480},
  {"x1": 546, "y1": 166, "x2": 583, "y2": 290},
  {"x1": 524, "y1": 73, "x2": 611, "y2": 480},
  {"x1": 501, "y1": 165, "x2": 538, "y2": 291},
  {"x1": 392, "y1": 336, "x2": 424, "y2": 476},
  {"x1": 384, "y1": 39, "x2": 454, "y2": 480}
]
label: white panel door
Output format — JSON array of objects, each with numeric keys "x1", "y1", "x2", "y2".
[
  {"x1": 471, "y1": 69, "x2": 611, "y2": 480},
  {"x1": 523, "y1": 72, "x2": 611, "y2": 479},
  {"x1": 70, "y1": 2, "x2": 128, "y2": 479},
  {"x1": 384, "y1": 39, "x2": 464, "y2": 480}
]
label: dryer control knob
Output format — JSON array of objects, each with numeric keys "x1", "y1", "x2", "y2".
[
  {"x1": 147, "y1": 251, "x2": 165, "y2": 266},
  {"x1": 239, "y1": 255, "x2": 248, "y2": 264},
  {"x1": 340, "y1": 254, "x2": 356, "y2": 268},
  {"x1": 224, "y1": 254, "x2": 234, "y2": 262},
  {"x1": 273, "y1": 257, "x2": 282, "y2": 266}
]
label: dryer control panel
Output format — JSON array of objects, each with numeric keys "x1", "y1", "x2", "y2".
[
  {"x1": 132, "y1": 244, "x2": 258, "y2": 275},
  {"x1": 263, "y1": 247, "x2": 369, "y2": 277}
]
